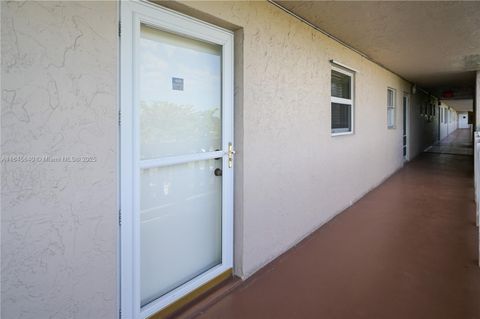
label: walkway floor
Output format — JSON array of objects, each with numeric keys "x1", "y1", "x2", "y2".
[
  {"x1": 426, "y1": 128, "x2": 473, "y2": 156},
  {"x1": 183, "y1": 129, "x2": 480, "y2": 319}
]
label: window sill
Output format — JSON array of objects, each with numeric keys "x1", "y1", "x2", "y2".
[
  {"x1": 331, "y1": 131, "x2": 354, "y2": 137},
  {"x1": 387, "y1": 126, "x2": 396, "y2": 130}
]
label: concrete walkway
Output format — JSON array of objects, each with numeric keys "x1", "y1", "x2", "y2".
[
  {"x1": 181, "y1": 131, "x2": 480, "y2": 319},
  {"x1": 427, "y1": 128, "x2": 473, "y2": 156}
]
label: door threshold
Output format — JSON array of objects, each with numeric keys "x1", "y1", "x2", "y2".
[{"x1": 148, "y1": 269, "x2": 241, "y2": 319}]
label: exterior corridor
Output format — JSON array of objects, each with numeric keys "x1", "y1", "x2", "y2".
[
  {"x1": 3, "y1": 2, "x2": 480, "y2": 318},
  {"x1": 427, "y1": 128, "x2": 473, "y2": 156},
  {"x1": 184, "y1": 130, "x2": 480, "y2": 319}
]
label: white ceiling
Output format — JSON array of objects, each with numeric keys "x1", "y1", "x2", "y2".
[
  {"x1": 442, "y1": 99, "x2": 473, "y2": 112},
  {"x1": 274, "y1": 1, "x2": 480, "y2": 98}
]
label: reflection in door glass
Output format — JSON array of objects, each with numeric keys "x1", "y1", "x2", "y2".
[{"x1": 139, "y1": 24, "x2": 222, "y2": 160}]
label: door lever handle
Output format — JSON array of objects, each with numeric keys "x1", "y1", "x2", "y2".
[{"x1": 228, "y1": 143, "x2": 235, "y2": 168}]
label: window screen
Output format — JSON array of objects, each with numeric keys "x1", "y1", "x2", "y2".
[
  {"x1": 387, "y1": 88, "x2": 396, "y2": 128},
  {"x1": 387, "y1": 89, "x2": 394, "y2": 107},
  {"x1": 331, "y1": 103, "x2": 352, "y2": 133},
  {"x1": 331, "y1": 70, "x2": 351, "y2": 99},
  {"x1": 331, "y1": 67, "x2": 353, "y2": 134}
]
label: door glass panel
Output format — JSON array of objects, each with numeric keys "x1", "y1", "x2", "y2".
[
  {"x1": 140, "y1": 159, "x2": 222, "y2": 306},
  {"x1": 139, "y1": 24, "x2": 222, "y2": 160}
]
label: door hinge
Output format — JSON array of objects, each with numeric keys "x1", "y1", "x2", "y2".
[
  {"x1": 119, "y1": 208, "x2": 122, "y2": 226},
  {"x1": 118, "y1": 21, "x2": 121, "y2": 37},
  {"x1": 118, "y1": 110, "x2": 121, "y2": 126}
]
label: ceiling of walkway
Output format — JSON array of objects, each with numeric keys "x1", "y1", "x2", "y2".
[
  {"x1": 440, "y1": 99, "x2": 473, "y2": 113},
  {"x1": 274, "y1": 1, "x2": 480, "y2": 100}
]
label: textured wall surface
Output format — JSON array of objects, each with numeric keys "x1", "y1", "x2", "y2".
[
  {"x1": 1, "y1": 1, "x2": 442, "y2": 317},
  {"x1": 1, "y1": 2, "x2": 118, "y2": 318},
  {"x1": 175, "y1": 1, "x2": 415, "y2": 277},
  {"x1": 274, "y1": 1, "x2": 480, "y2": 93},
  {"x1": 409, "y1": 92, "x2": 439, "y2": 159}
]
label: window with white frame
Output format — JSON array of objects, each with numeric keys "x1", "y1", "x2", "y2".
[
  {"x1": 331, "y1": 67, "x2": 354, "y2": 134},
  {"x1": 387, "y1": 88, "x2": 396, "y2": 128}
]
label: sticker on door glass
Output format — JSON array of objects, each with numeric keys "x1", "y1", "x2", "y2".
[{"x1": 172, "y1": 77, "x2": 184, "y2": 91}]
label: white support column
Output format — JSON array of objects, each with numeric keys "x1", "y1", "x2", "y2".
[
  {"x1": 475, "y1": 71, "x2": 480, "y2": 267},
  {"x1": 476, "y1": 71, "x2": 480, "y2": 131},
  {"x1": 476, "y1": 134, "x2": 480, "y2": 227}
]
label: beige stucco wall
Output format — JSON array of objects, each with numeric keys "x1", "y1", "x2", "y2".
[
  {"x1": 1, "y1": 1, "x2": 441, "y2": 318},
  {"x1": 1, "y1": 1, "x2": 118, "y2": 318},
  {"x1": 172, "y1": 1, "x2": 412, "y2": 277},
  {"x1": 409, "y1": 92, "x2": 439, "y2": 158}
]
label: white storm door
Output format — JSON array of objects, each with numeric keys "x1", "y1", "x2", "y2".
[
  {"x1": 403, "y1": 95, "x2": 408, "y2": 160},
  {"x1": 120, "y1": 2, "x2": 234, "y2": 318}
]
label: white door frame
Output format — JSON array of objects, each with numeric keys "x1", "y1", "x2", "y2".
[
  {"x1": 120, "y1": 1, "x2": 234, "y2": 318},
  {"x1": 403, "y1": 93, "x2": 410, "y2": 161}
]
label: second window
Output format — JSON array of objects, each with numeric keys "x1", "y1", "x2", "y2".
[
  {"x1": 331, "y1": 67, "x2": 354, "y2": 135},
  {"x1": 387, "y1": 88, "x2": 396, "y2": 129}
]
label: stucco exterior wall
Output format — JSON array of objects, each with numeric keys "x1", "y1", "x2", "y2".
[
  {"x1": 173, "y1": 1, "x2": 413, "y2": 277},
  {"x1": 408, "y1": 92, "x2": 439, "y2": 158},
  {"x1": 1, "y1": 1, "x2": 442, "y2": 318},
  {"x1": 438, "y1": 103, "x2": 459, "y2": 141},
  {"x1": 448, "y1": 108, "x2": 458, "y2": 134},
  {"x1": 1, "y1": 2, "x2": 118, "y2": 318}
]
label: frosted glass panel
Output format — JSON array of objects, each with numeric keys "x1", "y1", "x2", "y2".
[
  {"x1": 140, "y1": 159, "x2": 222, "y2": 306},
  {"x1": 387, "y1": 107, "x2": 395, "y2": 128},
  {"x1": 139, "y1": 24, "x2": 222, "y2": 160}
]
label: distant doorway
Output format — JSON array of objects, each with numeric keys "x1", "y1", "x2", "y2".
[
  {"x1": 458, "y1": 112, "x2": 469, "y2": 129},
  {"x1": 403, "y1": 95, "x2": 409, "y2": 160}
]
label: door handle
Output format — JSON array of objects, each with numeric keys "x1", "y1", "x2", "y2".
[{"x1": 228, "y1": 143, "x2": 235, "y2": 168}]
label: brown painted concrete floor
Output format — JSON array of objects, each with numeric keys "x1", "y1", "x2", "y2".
[
  {"x1": 190, "y1": 130, "x2": 480, "y2": 319},
  {"x1": 427, "y1": 128, "x2": 473, "y2": 156}
]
